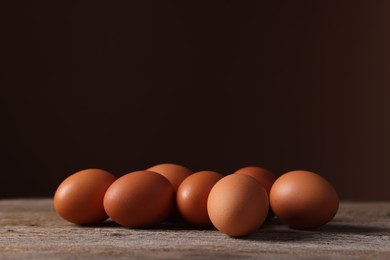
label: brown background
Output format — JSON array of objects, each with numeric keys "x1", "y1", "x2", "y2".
[{"x1": 1, "y1": 1, "x2": 390, "y2": 200}]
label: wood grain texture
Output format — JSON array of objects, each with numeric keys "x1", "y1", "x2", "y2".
[{"x1": 0, "y1": 199, "x2": 389, "y2": 259}]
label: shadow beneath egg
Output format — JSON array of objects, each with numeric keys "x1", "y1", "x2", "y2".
[
  {"x1": 77, "y1": 219, "x2": 218, "y2": 231},
  {"x1": 153, "y1": 221, "x2": 218, "y2": 231},
  {"x1": 263, "y1": 217, "x2": 283, "y2": 225},
  {"x1": 78, "y1": 220, "x2": 121, "y2": 228}
]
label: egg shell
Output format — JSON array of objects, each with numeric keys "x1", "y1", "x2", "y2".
[
  {"x1": 234, "y1": 166, "x2": 277, "y2": 219},
  {"x1": 207, "y1": 174, "x2": 269, "y2": 237},
  {"x1": 103, "y1": 170, "x2": 174, "y2": 228},
  {"x1": 147, "y1": 163, "x2": 193, "y2": 192},
  {"x1": 147, "y1": 163, "x2": 193, "y2": 221},
  {"x1": 233, "y1": 166, "x2": 277, "y2": 195},
  {"x1": 54, "y1": 168, "x2": 116, "y2": 225},
  {"x1": 270, "y1": 170, "x2": 339, "y2": 229},
  {"x1": 176, "y1": 170, "x2": 223, "y2": 226}
]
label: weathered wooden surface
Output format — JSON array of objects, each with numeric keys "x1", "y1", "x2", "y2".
[{"x1": 0, "y1": 199, "x2": 389, "y2": 259}]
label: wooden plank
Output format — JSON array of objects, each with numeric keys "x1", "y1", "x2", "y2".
[{"x1": 0, "y1": 199, "x2": 390, "y2": 259}]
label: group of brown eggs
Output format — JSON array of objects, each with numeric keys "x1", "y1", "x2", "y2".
[{"x1": 54, "y1": 163, "x2": 339, "y2": 237}]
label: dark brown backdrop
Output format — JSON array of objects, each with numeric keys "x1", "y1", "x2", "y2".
[{"x1": 2, "y1": 1, "x2": 390, "y2": 199}]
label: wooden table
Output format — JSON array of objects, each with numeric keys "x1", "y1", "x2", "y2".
[{"x1": 0, "y1": 199, "x2": 389, "y2": 259}]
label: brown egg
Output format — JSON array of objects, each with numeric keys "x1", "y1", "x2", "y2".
[
  {"x1": 234, "y1": 166, "x2": 277, "y2": 219},
  {"x1": 270, "y1": 170, "x2": 339, "y2": 229},
  {"x1": 147, "y1": 163, "x2": 193, "y2": 193},
  {"x1": 234, "y1": 166, "x2": 277, "y2": 195},
  {"x1": 176, "y1": 170, "x2": 223, "y2": 226},
  {"x1": 54, "y1": 168, "x2": 116, "y2": 225},
  {"x1": 207, "y1": 174, "x2": 269, "y2": 237},
  {"x1": 103, "y1": 170, "x2": 174, "y2": 228}
]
